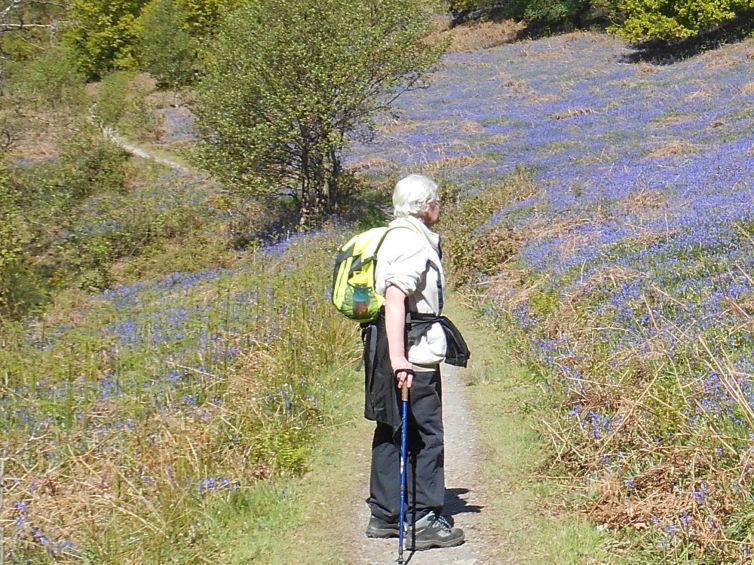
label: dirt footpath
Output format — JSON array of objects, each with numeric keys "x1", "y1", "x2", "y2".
[{"x1": 347, "y1": 364, "x2": 507, "y2": 565}]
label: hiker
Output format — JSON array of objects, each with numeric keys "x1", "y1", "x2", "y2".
[{"x1": 362, "y1": 173, "x2": 465, "y2": 550}]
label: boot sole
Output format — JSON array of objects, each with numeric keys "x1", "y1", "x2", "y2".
[
  {"x1": 365, "y1": 526, "x2": 400, "y2": 538},
  {"x1": 410, "y1": 534, "x2": 465, "y2": 551}
]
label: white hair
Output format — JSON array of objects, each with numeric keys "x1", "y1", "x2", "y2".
[{"x1": 392, "y1": 174, "x2": 439, "y2": 218}]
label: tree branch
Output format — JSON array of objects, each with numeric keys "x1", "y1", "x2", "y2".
[
  {"x1": 0, "y1": 22, "x2": 59, "y2": 30},
  {"x1": 0, "y1": 0, "x2": 24, "y2": 21}
]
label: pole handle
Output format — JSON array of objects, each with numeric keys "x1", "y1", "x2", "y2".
[{"x1": 394, "y1": 368, "x2": 414, "y2": 401}]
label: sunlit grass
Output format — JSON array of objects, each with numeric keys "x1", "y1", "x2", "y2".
[{"x1": 1, "y1": 228, "x2": 361, "y2": 562}]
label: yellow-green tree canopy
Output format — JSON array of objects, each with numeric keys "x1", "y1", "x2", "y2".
[{"x1": 612, "y1": 0, "x2": 754, "y2": 42}]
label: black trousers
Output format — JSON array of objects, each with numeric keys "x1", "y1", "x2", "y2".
[{"x1": 367, "y1": 368, "x2": 444, "y2": 524}]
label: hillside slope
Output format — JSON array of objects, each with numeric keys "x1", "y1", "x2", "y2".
[{"x1": 349, "y1": 31, "x2": 754, "y2": 561}]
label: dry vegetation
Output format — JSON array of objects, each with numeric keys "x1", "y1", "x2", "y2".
[{"x1": 429, "y1": 19, "x2": 525, "y2": 53}]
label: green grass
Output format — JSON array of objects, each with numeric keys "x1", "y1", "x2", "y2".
[
  {"x1": 0, "y1": 228, "x2": 364, "y2": 562},
  {"x1": 445, "y1": 298, "x2": 625, "y2": 564},
  {"x1": 209, "y1": 364, "x2": 366, "y2": 564},
  {"x1": 209, "y1": 295, "x2": 637, "y2": 564}
]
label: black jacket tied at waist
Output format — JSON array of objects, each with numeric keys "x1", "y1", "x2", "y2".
[
  {"x1": 361, "y1": 311, "x2": 471, "y2": 431},
  {"x1": 405, "y1": 312, "x2": 471, "y2": 369}
]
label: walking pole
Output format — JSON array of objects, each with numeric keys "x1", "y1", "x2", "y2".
[{"x1": 397, "y1": 375, "x2": 411, "y2": 564}]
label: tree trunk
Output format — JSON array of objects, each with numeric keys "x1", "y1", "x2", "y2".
[{"x1": 327, "y1": 147, "x2": 340, "y2": 212}]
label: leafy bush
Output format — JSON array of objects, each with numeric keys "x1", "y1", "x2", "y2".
[
  {"x1": 93, "y1": 71, "x2": 155, "y2": 139},
  {"x1": 0, "y1": 0, "x2": 67, "y2": 60},
  {"x1": 7, "y1": 46, "x2": 86, "y2": 111},
  {"x1": 60, "y1": 119, "x2": 131, "y2": 199},
  {"x1": 449, "y1": 0, "x2": 622, "y2": 29},
  {"x1": 140, "y1": 0, "x2": 199, "y2": 88},
  {"x1": 64, "y1": 0, "x2": 241, "y2": 80},
  {"x1": 194, "y1": 0, "x2": 444, "y2": 223},
  {"x1": 448, "y1": 0, "x2": 499, "y2": 15},
  {"x1": 613, "y1": 0, "x2": 754, "y2": 42},
  {"x1": 0, "y1": 166, "x2": 41, "y2": 318},
  {"x1": 65, "y1": 0, "x2": 149, "y2": 79},
  {"x1": 7, "y1": 119, "x2": 130, "y2": 296},
  {"x1": 181, "y1": 0, "x2": 241, "y2": 35}
]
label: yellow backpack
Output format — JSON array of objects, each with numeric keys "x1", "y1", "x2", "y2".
[{"x1": 331, "y1": 226, "x2": 407, "y2": 322}]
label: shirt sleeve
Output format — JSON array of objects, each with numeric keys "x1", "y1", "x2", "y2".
[{"x1": 380, "y1": 230, "x2": 429, "y2": 296}]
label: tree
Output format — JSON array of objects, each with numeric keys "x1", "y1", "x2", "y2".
[
  {"x1": 612, "y1": 0, "x2": 754, "y2": 42},
  {"x1": 139, "y1": 0, "x2": 199, "y2": 88},
  {"x1": 194, "y1": 0, "x2": 445, "y2": 223},
  {"x1": 447, "y1": 0, "x2": 622, "y2": 29},
  {"x1": 65, "y1": 0, "x2": 149, "y2": 79},
  {"x1": 0, "y1": 164, "x2": 39, "y2": 319},
  {"x1": 0, "y1": 0, "x2": 69, "y2": 60},
  {"x1": 181, "y1": 0, "x2": 240, "y2": 35}
]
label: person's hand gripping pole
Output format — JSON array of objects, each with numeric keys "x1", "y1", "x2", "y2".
[{"x1": 396, "y1": 370, "x2": 413, "y2": 564}]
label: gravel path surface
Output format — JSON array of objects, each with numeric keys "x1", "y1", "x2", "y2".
[{"x1": 347, "y1": 364, "x2": 502, "y2": 565}]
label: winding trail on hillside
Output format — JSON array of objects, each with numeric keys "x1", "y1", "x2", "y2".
[
  {"x1": 346, "y1": 364, "x2": 504, "y2": 565},
  {"x1": 92, "y1": 116, "x2": 189, "y2": 173}
]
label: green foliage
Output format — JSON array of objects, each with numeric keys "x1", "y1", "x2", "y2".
[
  {"x1": 509, "y1": 0, "x2": 584, "y2": 24},
  {"x1": 448, "y1": 0, "x2": 498, "y2": 13},
  {"x1": 0, "y1": 0, "x2": 67, "y2": 61},
  {"x1": 0, "y1": 166, "x2": 36, "y2": 318},
  {"x1": 58, "y1": 119, "x2": 130, "y2": 198},
  {"x1": 94, "y1": 71, "x2": 155, "y2": 138},
  {"x1": 6, "y1": 46, "x2": 86, "y2": 111},
  {"x1": 59, "y1": 178, "x2": 212, "y2": 291},
  {"x1": 613, "y1": 0, "x2": 754, "y2": 42},
  {"x1": 182, "y1": 0, "x2": 241, "y2": 35},
  {"x1": 511, "y1": 0, "x2": 624, "y2": 27},
  {"x1": 0, "y1": 167, "x2": 20, "y2": 271},
  {"x1": 139, "y1": 0, "x2": 199, "y2": 88},
  {"x1": 66, "y1": 0, "x2": 150, "y2": 79},
  {"x1": 63, "y1": 0, "x2": 242, "y2": 80},
  {"x1": 194, "y1": 0, "x2": 444, "y2": 222},
  {"x1": 449, "y1": 0, "x2": 622, "y2": 28},
  {"x1": 8, "y1": 120, "x2": 130, "y2": 299}
]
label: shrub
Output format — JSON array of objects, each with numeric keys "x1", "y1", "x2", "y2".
[
  {"x1": 0, "y1": 0, "x2": 67, "y2": 60},
  {"x1": 194, "y1": 0, "x2": 445, "y2": 223},
  {"x1": 60, "y1": 119, "x2": 130, "y2": 198},
  {"x1": 93, "y1": 71, "x2": 155, "y2": 139},
  {"x1": 7, "y1": 46, "x2": 86, "y2": 111},
  {"x1": 181, "y1": 0, "x2": 241, "y2": 35},
  {"x1": 65, "y1": 0, "x2": 149, "y2": 79},
  {"x1": 449, "y1": 0, "x2": 623, "y2": 29},
  {"x1": 139, "y1": 0, "x2": 199, "y2": 88},
  {"x1": 613, "y1": 0, "x2": 754, "y2": 42},
  {"x1": 0, "y1": 164, "x2": 49, "y2": 319}
]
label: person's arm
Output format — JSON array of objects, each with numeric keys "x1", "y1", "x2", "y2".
[{"x1": 385, "y1": 284, "x2": 413, "y2": 389}]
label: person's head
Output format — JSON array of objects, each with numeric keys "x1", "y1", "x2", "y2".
[{"x1": 392, "y1": 174, "x2": 441, "y2": 225}]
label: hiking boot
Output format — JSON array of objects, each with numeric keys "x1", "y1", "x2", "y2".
[
  {"x1": 365, "y1": 515, "x2": 400, "y2": 538},
  {"x1": 408, "y1": 512, "x2": 465, "y2": 550}
]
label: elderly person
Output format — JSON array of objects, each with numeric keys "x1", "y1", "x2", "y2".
[{"x1": 362, "y1": 174, "x2": 465, "y2": 550}]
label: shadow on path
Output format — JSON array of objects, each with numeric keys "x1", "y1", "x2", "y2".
[{"x1": 444, "y1": 487, "x2": 484, "y2": 522}]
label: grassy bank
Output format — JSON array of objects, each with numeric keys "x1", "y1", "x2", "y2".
[
  {"x1": 1, "y1": 228, "x2": 362, "y2": 562},
  {"x1": 445, "y1": 298, "x2": 621, "y2": 564},
  {"x1": 214, "y1": 364, "x2": 368, "y2": 564}
]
